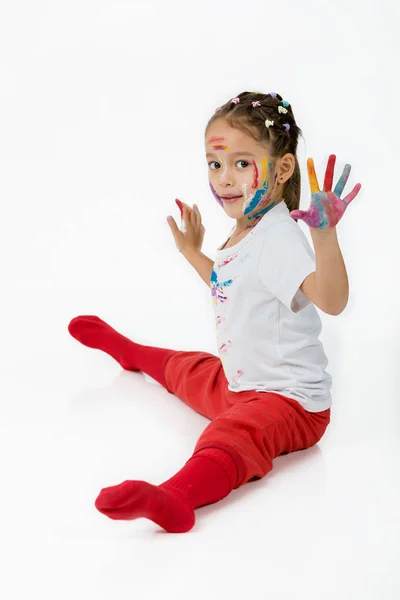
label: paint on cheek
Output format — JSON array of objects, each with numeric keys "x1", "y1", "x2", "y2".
[
  {"x1": 209, "y1": 182, "x2": 224, "y2": 206},
  {"x1": 243, "y1": 159, "x2": 273, "y2": 216},
  {"x1": 241, "y1": 183, "x2": 254, "y2": 213},
  {"x1": 261, "y1": 156, "x2": 268, "y2": 182},
  {"x1": 251, "y1": 160, "x2": 259, "y2": 189},
  {"x1": 243, "y1": 188, "x2": 267, "y2": 216}
]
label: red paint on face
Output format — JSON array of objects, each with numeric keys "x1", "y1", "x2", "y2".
[
  {"x1": 208, "y1": 136, "x2": 225, "y2": 143},
  {"x1": 252, "y1": 160, "x2": 259, "y2": 189}
]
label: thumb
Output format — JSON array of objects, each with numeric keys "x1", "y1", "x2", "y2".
[
  {"x1": 167, "y1": 215, "x2": 181, "y2": 239},
  {"x1": 290, "y1": 209, "x2": 306, "y2": 220}
]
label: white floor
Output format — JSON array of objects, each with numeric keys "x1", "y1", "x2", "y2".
[
  {"x1": 1, "y1": 2, "x2": 399, "y2": 596},
  {"x1": 1, "y1": 283, "x2": 399, "y2": 600}
]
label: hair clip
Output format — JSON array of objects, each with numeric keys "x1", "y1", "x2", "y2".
[
  {"x1": 278, "y1": 106, "x2": 288, "y2": 114},
  {"x1": 252, "y1": 101, "x2": 261, "y2": 107},
  {"x1": 215, "y1": 106, "x2": 222, "y2": 112},
  {"x1": 265, "y1": 119, "x2": 274, "y2": 128},
  {"x1": 231, "y1": 97, "x2": 240, "y2": 104},
  {"x1": 281, "y1": 100, "x2": 290, "y2": 107},
  {"x1": 269, "y1": 93, "x2": 277, "y2": 99},
  {"x1": 283, "y1": 123, "x2": 290, "y2": 131}
]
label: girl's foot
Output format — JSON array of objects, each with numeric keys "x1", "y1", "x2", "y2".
[
  {"x1": 68, "y1": 316, "x2": 141, "y2": 370},
  {"x1": 95, "y1": 480, "x2": 195, "y2": 533}
]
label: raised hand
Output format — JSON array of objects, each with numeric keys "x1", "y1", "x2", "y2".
[
  {"x1": 167, "y1": 199, "x2": 205, "y2": 254},
  {"x1": 290, "y1": 155, "x2": 361, "y2": 229}
]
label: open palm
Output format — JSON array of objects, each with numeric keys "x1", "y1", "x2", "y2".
[{"x1": 290, "y1": 155, "x2": 361, "y2": 229}]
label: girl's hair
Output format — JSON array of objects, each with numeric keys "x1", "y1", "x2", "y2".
[{"x1": 205, "y1": 91, "x2": 304, "y2": 214}]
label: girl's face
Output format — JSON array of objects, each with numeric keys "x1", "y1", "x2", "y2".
[{"x1": 205, "y1": 120, "x2": 282, "y2": 228}]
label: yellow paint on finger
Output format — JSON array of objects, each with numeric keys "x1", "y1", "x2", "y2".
[{"x1": 307, "y1": 158, "x2": 320, "y2": 194}]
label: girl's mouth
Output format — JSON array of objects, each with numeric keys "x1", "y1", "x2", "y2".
[{"x1": 222, "y1": 195, "x2": 242, "y2": 203}]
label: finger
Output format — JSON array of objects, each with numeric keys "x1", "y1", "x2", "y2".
[
  {"x1": 175, "y1": 198, "x2": 184, "y2": 218},
  {"x1": 177, "y1": 199, "x2": 192, "y2": 219},
  {"x1": 333, "y1": 164, "x2": 351, "y2": 198},
  {"x1": 323, "y1": 154, "x2": 336, "y2": 192},
  {"x1": 194, "y1": 204, "x2": 201, "y2": 224},
  {"x1": 193, "y1": 204, "x2": 202, "y2": 226},
  {"x1": 342, "y1": 183, "x2": 361, "y2": 207},
  {"x1": 290, "y1": 209, "x2": 306, "y2": 220},
  {"x1": 167, "y1": 215, "x2": 182, "y2": 240},
  {"x1": 182, "y1": 205, "x2": 193, "y2": 234},
  {"x1": 307, "y1": 158, "x2": 320, "y2": 194},
  {"x1": 183, "y1": 204, "x2": 192, "y2": 225},
  {"x1": 190, "y1": 205, "x2": 197, "y2": 226}
]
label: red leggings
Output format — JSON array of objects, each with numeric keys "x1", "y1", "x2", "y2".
[{"x1": 163, "y1": 350, "x2": 331, "y2": 489}]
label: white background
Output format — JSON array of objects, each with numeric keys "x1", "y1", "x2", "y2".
[{"x1": 0, "y1": 1, "x2": 399, "y2": 598}]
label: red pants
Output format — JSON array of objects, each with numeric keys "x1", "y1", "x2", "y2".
[{"x1": 163, "y1": 350, "x2": 331, "y2": 488}]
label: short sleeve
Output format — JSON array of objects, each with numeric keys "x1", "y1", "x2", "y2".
[{"x1": 257, "y1": 219, "x2": 316, "y2": 313}]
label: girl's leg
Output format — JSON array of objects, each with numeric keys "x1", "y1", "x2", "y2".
[
  {"x1": 68, "y1": 315, "x2": 229, "y2": 418},
  {"x1": 95, "y1": 393, "x2": 330, "y2": 533},
  {"x1": 193, "y1": 393, "x2": 331, "y2": 487}
]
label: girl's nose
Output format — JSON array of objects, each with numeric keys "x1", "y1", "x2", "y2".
[{"x1": 219, "y1": 170, "x2": 234, "y2": 185}]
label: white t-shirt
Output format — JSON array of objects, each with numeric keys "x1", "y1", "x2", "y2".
[{"x1": 210, "y1": 200, "x2": 332, "y2": 413}]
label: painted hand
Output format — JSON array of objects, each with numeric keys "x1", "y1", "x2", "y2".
[{"x1": 290, "y1": 155, "x2": 361, "y2": 229}]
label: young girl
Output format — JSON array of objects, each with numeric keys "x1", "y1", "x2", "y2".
[{"x1": 68, "y1": 91, "x2": 361, "y2": 533}]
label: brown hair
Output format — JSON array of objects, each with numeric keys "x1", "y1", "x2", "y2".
[{"x1": 205, "y1": 91, "x2": 304, "y2": 215}]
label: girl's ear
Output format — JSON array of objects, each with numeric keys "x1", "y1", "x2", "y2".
[{"x1": 278, "y1": 153, "x2": 296, "y2": 184}]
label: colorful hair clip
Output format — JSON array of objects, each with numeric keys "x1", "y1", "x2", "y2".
[
  {"x1": 281, "y1": 100, "x2": 290, "y2": 107},
  {"x1": 215, "y1": 106, "x2": 222, "y2": 112},
  {"x1": 283, "y1": 123, "x2": 290, "y2": 131},
  {"x1": 231, "y1": 97, "x2": 240, "y2": 104},
  {"x1": 252, "y1": 101, "x2": 261, "y2": 107},
  {"x1": 265, "y1": 119, "x2": 274, "y2": 128},
  {"x1": 278, "y1": 106, "x2": 288, "y2": 114},
  {"x1": 269, "y1": 93, "x2": 277, "y2": 99}
]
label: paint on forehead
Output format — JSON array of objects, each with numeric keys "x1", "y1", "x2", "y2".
[
  {"x1": 209, "y1": 181, "x2": 223, "y2": 206},
  {"x1": 208, "y1": 136, "x2": 226, "y2": 143},
  {"x1": 212, "y1": 145, "x2": 229, "y2": 151}
]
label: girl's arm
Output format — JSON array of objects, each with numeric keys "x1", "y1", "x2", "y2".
[
  {"x1": 301, "y1": 227, "x2": 348, "y2": 316},
  {"x1": 182, "y1": 249, "x2": 214, "y2": 288}
]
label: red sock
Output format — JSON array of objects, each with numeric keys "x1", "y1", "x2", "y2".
[
  {"x1": 68, "y1": 315, "x2": 176, "y2": 389},
  {"x1": 95, "y1": 448, "x2": 237, "y2": 533}
]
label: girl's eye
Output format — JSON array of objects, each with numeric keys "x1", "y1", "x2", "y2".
[
  {"x1": 237, "y1": 160, "x2": 249, "y2": 169},
  {"x1": 208, "y1": 160, "x2": 250, "y2": 170}
]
